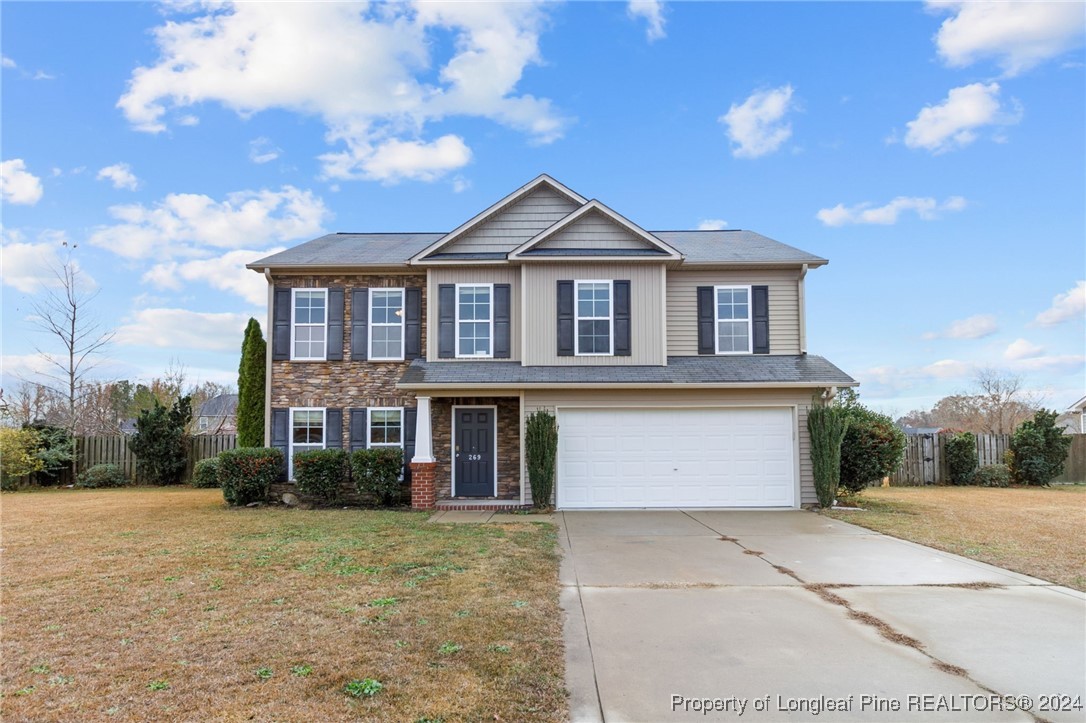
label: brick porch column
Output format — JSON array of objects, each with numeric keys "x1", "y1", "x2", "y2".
[{"x1": 410, "y1": 396, "x2": 437, "y2": 510}]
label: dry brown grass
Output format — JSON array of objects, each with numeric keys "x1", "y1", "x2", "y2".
[
  {"x1": 0, "y1": 488, "x2": 566, "y2": 722},
  {"x1": 823, "y1": 486, "x2": 1086, "y2": 590}
]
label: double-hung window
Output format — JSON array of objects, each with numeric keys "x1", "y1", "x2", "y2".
[
  {"x1": 715, "y1": 286, "x2": 752, "y2": 354},
  {"x1": 369, "y1": 288, "x2": 405, "y2": 360},
  {"x1": 456, "y1": 284, "x2": 493, "y2": 357},
  {"x1": 575, "y1": 280, "x2": 612, "y2": 356},
  {"x1": 368, "y1": 408, "x2": 403, "y2": 449},
  {"x1": 292, "y1": 289, "x2": 327, "y2": 360},
  {"x1": 289, "y1": 407, "x2": 325, "y2": 478}
]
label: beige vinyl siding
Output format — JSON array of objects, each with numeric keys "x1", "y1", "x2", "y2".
[
  {"x1": 521, "y1": 387, "x2": 817, "y2": 507},
  {"x1": 427, "y1": 267, "x2": 521, "y2": 362},
  {"x1": 535, "y1": 210, "x2": 654, "y2": 250},
  {"x1": 442, "y1": 186, "x2": 578, "y2": 254},
  {"x1": 666, "y1": 268, "x2": 801, "y2": 355},
  {"x1": 523, "y1": 263, "x2": 665, "y2": 366}
]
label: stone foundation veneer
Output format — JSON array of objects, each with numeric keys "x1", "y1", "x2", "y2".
[{"x1": 410, "y1": 462, "x2": 437, "y2": 510}]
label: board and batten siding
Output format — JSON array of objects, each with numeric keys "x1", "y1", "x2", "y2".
[
  {"x1": 521, "y1": 387, "x2": 817, "y2": 507},
  {"x1": 426, "y1": 267, "x2": 521, "y2": 362},
  {"x1": 442, "y1": 186, "x2": 579, "y2": 254},
  {"x1": 535, "y1": 211, "x2": 654, "y2": 250},
  {"x1": 523, "y1": 262, "x2": 665, "y2": 366},
  {"x1": 666, "y1": 268, "x2": 802, "y2": 355}
]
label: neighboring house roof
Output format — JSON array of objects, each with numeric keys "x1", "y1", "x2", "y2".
[
  {"x1": 1067, "y1": 394, "x2": 1086, "y2": 412},
  {"x1": 198, "y1": 394, "x2": 238, "y2": 418},
  {"x1": 119, "y1": 418, "x2": 138, "y2": 435},
  {"x1": 398, "y1": 355, "x2": 856, "y2": 389},
  {"x1": 901, "y1": 426, "x2": 943, "y2": 436}
]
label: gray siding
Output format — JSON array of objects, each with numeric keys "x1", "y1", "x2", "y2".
[
  {"x1": 523, "y1": 263, "x2": 665, "y2": 366},
  {"x1": 427, "y1": 267, "x2": 521, "y2": 362},
  {"x1": 667, "y1": 268, "x2": 801, "y2": 355},
  {"x1": 536, "y1": 210, "x2": 654, "y2": 250},
  {"x1": 521, "y1": 388, "x2": 816, "y2": 508},
  {"x1": 442, "y1": 186, "x2": 579, "y2": 254}
]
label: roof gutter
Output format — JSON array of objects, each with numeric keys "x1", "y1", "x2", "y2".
[{"x1": 397, "y1": 380, "x2": 859, "y2": 391}]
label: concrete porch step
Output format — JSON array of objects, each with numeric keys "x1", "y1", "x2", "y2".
[{"x1": 436, "y1": 499, "x2": 531, "y2": 511}]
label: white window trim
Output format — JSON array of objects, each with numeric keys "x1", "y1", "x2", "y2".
[
  {"x1": 288, "y1": 406, "x2": 326, "y2": 480},
  {"x1": 574, "y1": 279, "x2": 614, "y2": 357},
  {"x1": 367, "y1": 406, "x2": 405, "y2": 449},
  {"x1": 714, "y1": 284, "x2": 754, "y2": 355},
  {"x1": 290, "y1": 288, "x2": 328, "y2": 361},
  {"x1": 367, "y1": 287, "x2": 406, "y2": 362},
  {"x1": 454, "y1": 283, "x2": 495, "y2": 359}
]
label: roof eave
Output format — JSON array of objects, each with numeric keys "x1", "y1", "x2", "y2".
[{"x1": 397, "y1": 380, "x2": 859, "y2": 391}]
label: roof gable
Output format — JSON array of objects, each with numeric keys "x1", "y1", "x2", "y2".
[{"x1": 508, "y1": 200, "x2": 681, "y2": 260}]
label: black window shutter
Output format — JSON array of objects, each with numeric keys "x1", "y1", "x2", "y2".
[
  {"x1": 405, "y1": 288, "x2": 422, "y2": 360},
  {"x1": 494, "y1": 284, "x2": 511, "y2": 359},
  {"x1": 350, "y1": 289, "x2": 368, "y2": 361},
  {"x1": 349, "y1": 409, "x2": 368, "y2": 452},
  {"x1": 403, "y1": 407, "x2": 417, "y2": 484},
  {"x1": 326, "y1": 288, "x2": 345, "y2": 361},
  {"x1": 438, "y1": 284, "x2": 455, "y2": 358},
  {"x1": 613, "y1": 280, "x2": 631, "y2": 356},
  {"x1": 272, "y1": 288, "x2": 292, "y2": 360},
  {"x1": 752, "y1": 285, "x2": 770, "y2": 354},
  {"x1": 557, "y1": 280, "x2": 574, "y2": 356},
  {"x1": 271, "y1": 408, "x2": 289, "y2": 481},
  {"x1": 325, "y1": 408, "x2": 343, "y2": 449},
  {"x1": 696, "y1": 286, "x2": 715, "y2": 355}
]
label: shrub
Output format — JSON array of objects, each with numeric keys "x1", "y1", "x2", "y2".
[
  {"x1": 219, "y1": 447, "x2": 283, "y2": 506},
  {"x1": 807, "y1": 404, "x2": 849, "y2": 508},
  {"x1": 525, "y1": 410, "x2": 558, "y2": 509},
  {"x1": 944, "y1": 432, "x2": 978, "y2": 486},
  {"x1": 236, "y1": 318, "x2": 266, "y2": 448},
  {"x1": 838, "y1": 403, "x2": 906, "y2": 495},
  {"x1": 130, "y1": 396, "x2": 193, "y2": 485},
  {"x1": 191, "y1": 458, "x2": 221, "y2": 488},
  {"x1": 25, "y1": 423, "x2": 73, "y2": 486},
  {"x1": 352, "y1": 448, "x2": 404, "y2": 506},
  {"x1": 294, "y1": 448, "x2": 350, "y2": 503},
  {"x1": 974, "y1": 464, "x2": 1011, "y2": 488},
  {"x1": 0, "y1": 427, "x2": 43, "y2": 489},
  {"x1": 1008, "y1": 410, "x2": 1073, "y2": 486},
  {"x1": 76, "y1": 464, "x2": 128, "y2": 488}
]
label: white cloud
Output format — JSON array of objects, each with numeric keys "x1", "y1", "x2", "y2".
[
  {"x1": 923, "y1": 314, "x2": 998, "y2": 340},
  {"x1": 96, "y1": 163, "x2": 140, "y2": 190},
  {"x1": 1008, "y1": 354, "x2": 1086, "y2": 373},
  {"x1": 2, "y1": 56, "x2": 16, "y2": 69},
  {"x1": 928, "y1": 1, "x2": 1086, "y2": 77},
  {"x1": 117, "y1": 2, "x2": 567, "y2": 183},
  {"x1": 627, "y1": 0, "x2": 666, "y2": 42},
  {"x1": 720, "y1": 85, "x2": 796, "y2": 159},
  {"x1": 87, "y1": 185, "x2": 329, "y2": 259},
  {"x1": 1, "y1": 238, "x2": 62, "y2": 292},
  {"x1": 1, "y1": 159, "x2": 44, "y2": 205},
  {"x1": 32, "y1": 70, "x2": 56, "y2": 81},
  {"x1": 451, "y1": 176, "x2": 471, "y2": 193},
  {"x1": 903, "y1": 82, "x2": 1022, "y2": 154},
  {"x1": 921, "y1": 358, "x2": 975, "y2": 379},
  {"x1": 1003, "y1": 338, "x2": 1044, "y2": 360},
  {"x1": 114, "y1": 309, "x2": 251, "y2": 352},
  {"x1": 816, "y1": 195, "x2": 967, "y2": 226},
  {"x1": 142, "y1": 247, "x2": 285, "y2": 306},
  {"x1": 697, "y1": 219, "x2": 728, "y2": 231},
  {"x1": 249, "y1": 137, "x2": 282, "y2": 164},
  {"x1": 1035, "y1": 280, "x2": 1086, "y2": 326},
  {"x1": 177, "y1": 114, "x2": 200, "y2": 126}
]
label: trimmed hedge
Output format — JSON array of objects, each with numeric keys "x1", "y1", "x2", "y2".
[
  {"x1": 944, "y1": 432, "x2": 978, "y2": 486},
  {"x1": 352, "y1": 448, "x2": 403, "y2": 506},
  {"x1": 294, "y1": 448, "x2": 350, "y2": 503},
  {"x1": 975, "y1": 464, "x2": 1011, "y2": 488},
  {"x1": 76, "y1": 464, "x2": 128, "y2": 489},
  {"x1": 525, "y1": 411, "x2": 558, "y2": 509},
  {"x1": 191, "y1": 458, "x2": 221, "y2": 488},
  {"x1": 219, "y1": 447, "x2": 283, "y2": 506}
]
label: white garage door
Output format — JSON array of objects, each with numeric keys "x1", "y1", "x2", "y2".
[{"x1": 557, "y1": 407, "x2": 795, "y2": 508}]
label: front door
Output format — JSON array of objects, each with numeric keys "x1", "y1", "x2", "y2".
[{"x1": 454, "y1": 407, "x2": 495, "y2": 497}]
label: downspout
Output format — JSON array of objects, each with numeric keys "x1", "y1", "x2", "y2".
[
  {"x1": 798, "y1": 264, "x2": 808, "y2": 355},
  {"x1": 264, "y1": 268, "x2": 273, "y2": 446}
]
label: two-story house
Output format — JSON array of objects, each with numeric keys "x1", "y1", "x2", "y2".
[{"x1": 247, "y1": 175, "x2": 855, "y2": 510}]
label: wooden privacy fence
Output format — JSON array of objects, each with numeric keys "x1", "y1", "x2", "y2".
[{"x1": 889, "y1": 433, "x2": 1086, "y2": 486}]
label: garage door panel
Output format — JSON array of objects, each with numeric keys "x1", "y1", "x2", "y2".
[{"x1": 558, "y1": 408, "x2": 794, "y2": 509}]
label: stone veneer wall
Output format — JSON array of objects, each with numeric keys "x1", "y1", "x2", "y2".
[{"x1": 431, "y1": 397, "x2": 521, "y2": 500}]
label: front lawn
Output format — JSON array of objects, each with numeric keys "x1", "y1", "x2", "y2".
[
  {"x1": 823, "y1": 486, "x2": 1086, "y2": 591},
  {"x1": 0, "y1": 488, "x2": 566, "y2": 721}
]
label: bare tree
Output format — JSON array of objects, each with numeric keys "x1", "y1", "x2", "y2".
[{"x1": 972, "y1": 367, "x2": 1041, "y2": 434}]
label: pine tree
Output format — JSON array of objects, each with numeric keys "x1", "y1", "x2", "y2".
[{"x1": 237, "y1": 318, "x2": 267, "y2": 447}]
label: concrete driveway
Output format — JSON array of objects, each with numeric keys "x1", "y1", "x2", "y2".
[{"x1": 559, "y1": 510, "x2": 1085, "y2": 722}]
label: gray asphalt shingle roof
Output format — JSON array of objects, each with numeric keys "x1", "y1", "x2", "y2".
[
  {"x1": 248, "y1": 230, "x2": 825, "y2": 268},
  {"x1": 398, "y1": 355, "x2": 855, "y2": 387}
]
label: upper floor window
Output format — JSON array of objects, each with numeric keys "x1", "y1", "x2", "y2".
[
  {"x1": 289, "y1": 407, "x2": 324, "y2": 478},
  {"x1": 292, "y1": 289, "x2": 327, "y2": 360},
  {"x1": 368, "y1": 407, "x2": 403, "y2": 448},
  {"x1": 576, "y1": 280, "x2": 612, "y2": 356},
  {"x1": 456, "y1": 284, "x2": 493, "y2": 358},
  {"x1": 715, "y1": 286, "x2": 751, "y2": 354},
  {"x1": 369, "y1": 288, "x2": 405, "y2": 361}
]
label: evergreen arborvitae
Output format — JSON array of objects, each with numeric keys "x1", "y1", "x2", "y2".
[{"x1": 237, "y1": 318, "x2": 267, "y2": 447}]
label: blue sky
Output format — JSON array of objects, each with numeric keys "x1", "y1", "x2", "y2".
[{"x1": 2, "y1": 1, "x2": 1083, "y2": 415}]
